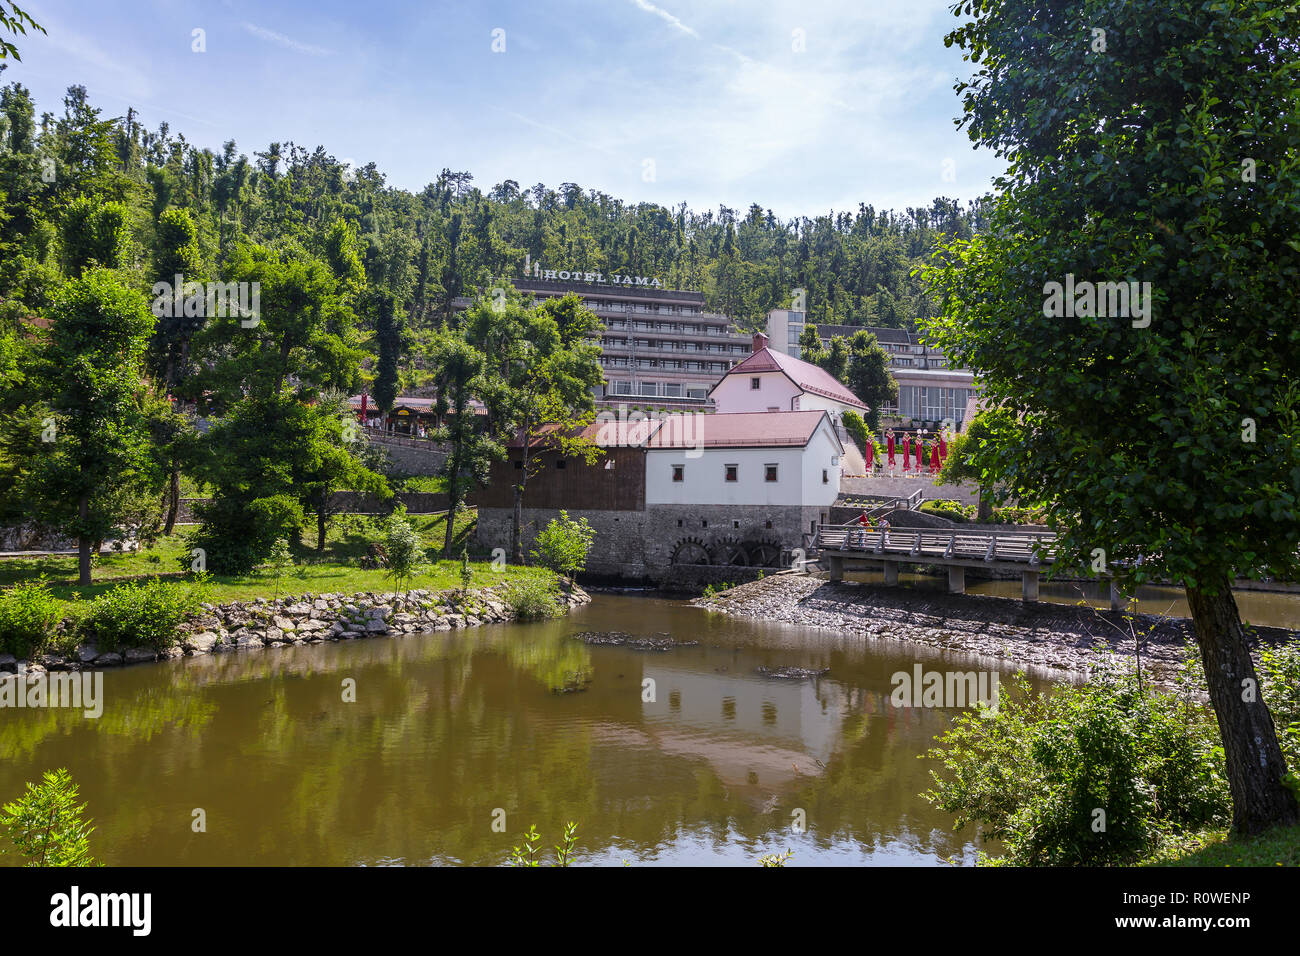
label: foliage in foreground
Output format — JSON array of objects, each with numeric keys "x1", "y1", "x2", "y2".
[
  {"x1": 507, "y1": 822, "x2": 579, "y2": 867},
  {"x1": 0, "y1": 769, "x2": 97, "y2": 867},
  {"x1": 926, "y1": 647, "x2": 1300, "y2": 866},
  {"x1": 75, "y1": 575, "x2": 211, "y2": 652}
]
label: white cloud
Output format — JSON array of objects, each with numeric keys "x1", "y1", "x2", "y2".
[
  {"x1": 628, "y1": 0, "x2": 699, "y2": 39},
  {"x1": 240, "y1": 21, "x2": 332, "y2": 57}
]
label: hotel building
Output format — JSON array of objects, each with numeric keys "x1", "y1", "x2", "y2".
[
  {"x1": 765, "y1": 309, "x2": 979, "y2": 429},
  {"x1": 454, "y1": 275, "x2": 752, "y2": 408}
]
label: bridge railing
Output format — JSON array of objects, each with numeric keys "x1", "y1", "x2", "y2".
[{"x1": 817, "y1": 527, "x2": 1058, "y2": 565}]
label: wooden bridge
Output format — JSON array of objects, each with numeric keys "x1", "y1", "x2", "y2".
[{"x1": 814, "y1": 524, "x2": 1129, "y2": 608}]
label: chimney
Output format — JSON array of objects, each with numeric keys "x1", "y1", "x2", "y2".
[{"x1": 752, "y1": 332, "x2": 769, "y2": 353}]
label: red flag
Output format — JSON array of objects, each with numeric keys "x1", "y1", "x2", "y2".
[
  {"x1": 914, "y1": 438, "x2": 923, "y2": 470},
  {"x1": 887, "y1": 431, "x2": 896, "y2": 466},
  {"x1": 864, "y1": 439, "x2": 873, "y2": 469},
  {"x1": 931, "y1": 441, "x2": 941, "y2": 473},
  {"x1": 902, "y1": 435, "x2": 911, "y2": 470}
]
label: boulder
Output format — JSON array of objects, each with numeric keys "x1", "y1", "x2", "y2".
[
  {"x1": 185, "y1": 632, "x2": 221, "y2": 654},
  {"x1": 124, "y1": 647, "x2": 157, "y2": 664},
  {"x1": 94, "y1": 652, "x2": 124, "y2": 667},
  {"x1": 76, "y1": 645, "x2": 99, "y2": 664}
]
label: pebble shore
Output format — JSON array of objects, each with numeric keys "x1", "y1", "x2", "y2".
[{"x1": 694, "y1": 574, "x2": 1298, "y2": 683}]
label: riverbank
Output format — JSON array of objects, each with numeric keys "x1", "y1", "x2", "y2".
[
  {"x1": 0, "y1": 581, "x2": 590, "y2": 677},
  {"x1": 693, "y1": 574, "x2": 1300, "y2": 681}
]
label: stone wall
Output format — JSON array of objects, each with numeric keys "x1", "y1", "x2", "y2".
[
  {"x1": 477, "y1": 503, "x2": 824, "y2": 582},
  {"x1": 373, "y1": 439, "x2": 449, "y2": 477},
  {"x1": 0, "y1": 583, "x2": 591, "y2": 675}
]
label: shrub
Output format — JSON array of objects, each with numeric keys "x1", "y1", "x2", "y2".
[
  {"x1": 0, "y1": 579, "x2": 62, "y2": 658},
  {"x1": 77, "y1": 576, "x2": 211, "y2": 652},
  {"x1": 919, "y1": 499, "x2": 972, "y2": 522},
  {"x1": 1258, "y1": 644, "x2": 1300, "y2": 784},
  {"x1": 501, "y1": 578, "x2": 562, "y2": 621},
  {"x1": 0, "y1": 769, "x2": 97, "y2": 867},
  {"x1": 924, "y1": 664, "x2": 1230, "y2": 866},
  {"x1": 530, "y1": 510, "x2": 595, "y2": 584},
  {"x1": 384, "y1": 505, "x2": 425, "y2": 595}
]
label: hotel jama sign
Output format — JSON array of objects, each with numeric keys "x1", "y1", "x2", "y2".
[{"x1": 523, "y1": 254, "x2": 662, "y2": 289}]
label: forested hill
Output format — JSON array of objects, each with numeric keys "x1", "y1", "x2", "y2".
[{"x1": 0, "y1": 80, "x2": 987, "y2": 343}]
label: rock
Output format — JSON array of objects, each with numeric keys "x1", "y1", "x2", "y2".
[
  {"x1": 185, "y1": 632, "x2": 220, "y2": 654},
  {"x1": 0, "y1": 653, "x2": 16, "y2": 672},
  {"x1": 235, "y1": 632, "x2": 265, "y2": 649},
  {"x1": 124, "y1": 647, "x2": 157, "y2": 664},
  {"x1": 265, "y1": 627, "x2": 283, "y2": 642},
  {"x1": 273, "y1": 616, "x2": 296, "y2": 631},
  {"x1": 364, "y1": 619, "x2": 389, "y2": 634},
  {"x1": 94, "y1": 652, "x2": 124, "y2": 667}
]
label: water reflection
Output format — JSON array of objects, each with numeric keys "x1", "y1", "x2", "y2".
[{"x1": 0, "y1": 596, "x2": 1043, "y2": 866}]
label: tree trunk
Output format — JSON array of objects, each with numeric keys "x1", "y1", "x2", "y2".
[
  {"x1": 443, "y1": 492, "x2": 461, "y2": 556},
  {"x1": 163, "y1": 461, "x2": 181, "y2": 535},
  {"x1": 976, "y1": 488, "x2": 992, "y2": 522},
  {"x1": 511, "y1": 482, "x2": 524, "y2": 564},
  {"x1": 1185, "y1": 580, "x2": 1298, "y2": 835},
  {"x1": 317, "y1": 508, "x2": 327, "y2": 551},
  {"x1": 77, "y1": 496, "x2": 91, "y2": 587}
]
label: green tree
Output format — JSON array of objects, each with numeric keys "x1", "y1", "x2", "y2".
[
  {"x1": 531, "y1": 510, "x2": 595, "y2": 588},
  {"x1": 384, "y1": 504, "x2": 424, "y2": 596},
  {"x1": 427, "y1": 322, "x2": 501, "y2": 554},
  {"x1": 921, "y1": 0, "x2": 1300, "y2": 833},
  {"x1": 0, "y1": 3, "x2": 44, "y2": 61},
  {"x1": 27, "y1": 268, "x2": 157, "y2": 585},
  {"x1": 266, "y1": 537, "x2": 293, "y2": 599},
  {"x1": 0, "y1": 769, "x2": 96, "y2": 867},
  {"x1": 846, "y1": 329, "x2": 898, "y2": 431}
]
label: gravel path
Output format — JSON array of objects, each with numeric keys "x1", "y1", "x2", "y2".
[{"x1": 693, "y1": 574, "x2": 1298, "y2": 684}]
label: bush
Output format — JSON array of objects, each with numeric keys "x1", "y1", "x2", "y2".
[
  {"x1": 0, "y1": 769, "x2": 96, "y2": 867},
  {"x1": 919, "y1": 499, "x2": 973, "y2": 522},
  {"x1": 1258, "y1": 644, "x2": 1300, "y2": 784},
  {"x1": 501, "y1": 578, "x2": 562, "y2": 621},
  {"x1": 924, "y1": 664, "x2": 1230, "y2": 866},
  {"x1": 530, "y1": 510, "x2": 595, "y2": 584},
  {"x1": 77, "y1": 576, "x2": 211, "y2": 652},
  {"x1": 0, "y1": 579, "x2": 62, "y2": 658},
  {"x1": 384, "y1": 505, "x2": 425, "y2": 595}
]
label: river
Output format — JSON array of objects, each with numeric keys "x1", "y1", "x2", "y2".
[{"x1": 0, "y1": 593, "x2": 1055, "y2": 866}]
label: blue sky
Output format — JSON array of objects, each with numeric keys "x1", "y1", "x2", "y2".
[{"x1": 6, "y1": 0, "x2": 1004, "y2": 218}]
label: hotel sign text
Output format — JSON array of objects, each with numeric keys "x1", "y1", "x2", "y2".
[{"x1": 524, "y1": 255, "x2": 662, "y2": 288}]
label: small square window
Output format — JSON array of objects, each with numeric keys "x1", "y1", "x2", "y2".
[
  {"x1": 702, "y1": 519, "x2": 708, "y2": 528},
  {"x1": 764, "y1": 464, "x2": 778, "y2": 482},
  {"x1": 555, "y1": 459, "x2": 566, "y2": 469},
  {"x1": 672, "y1": 464, "x2": 684, "y2": 482},
  {"x1": 732, "y1": 520, "x2": 740, "y2": 529},
  {"x1": 750, "y1": 377, "x2": 761, "y2": 390},
  {"x1": 725, "y1": 464, "x2": 738, "y2": 482},
  {"x1": 677, "y1": 519, "x2": 683, "y2": 527},
  {"x1": 765, "y1": 520, "x2": 772, "y2": 529}
]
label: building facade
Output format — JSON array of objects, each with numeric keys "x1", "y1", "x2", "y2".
[
  {"x1": 454, "y1": 274, "x2": 751, "y2": 408},
  {"x1": 765, "y1": 309, "x2": 978, "y2": 429}
]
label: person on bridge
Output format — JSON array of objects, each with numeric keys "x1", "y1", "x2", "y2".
[
  {"x1": 877, "y1": 515, "x2": 891, "y2": 546},
  {"x1": 856, "y1": 510, "x2": 871, "y2": 548}
]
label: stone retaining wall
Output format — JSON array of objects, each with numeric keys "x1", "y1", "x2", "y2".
[{"x1": 0, "y1": 583, "x2": 589, "y2": 677}]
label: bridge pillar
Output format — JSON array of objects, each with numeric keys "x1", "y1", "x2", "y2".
[
  {"x1": 1022, "y1": 570, "x2": 1040, "y2": 602},
  {"x1": 1109, "y1": 579, "x2": 1128, "y2": 612},
  {"x1": 882, "y1": 562, "x2": 899, "y2": 586},
  {"x1": 828, "y1": 555, "x2": 844, "y2": 582},
  {"x1": 948, "y1": 565, "x2": 966, "y2": 594}
]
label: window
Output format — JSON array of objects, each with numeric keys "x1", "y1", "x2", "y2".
[
  {"x1": 725, "y1": 464, "x2": 738, "y2": 482},
  {"x1": 765, "y1": 520, "x2": 772, "y2": 529},
  {"x1": 764, "y1": 464, "x2": 778, "y2": 482},
  {"x1": 822, "y1": 469, "x2": 828, "y2": 484},
  {"x1": 732, "y1": 520, "x2": 740, "y2": 529},
  {"x1": 555, "y1": 459, "x2": 566, "y2": 469},
  {"x1": 750, "y1": 377, "x2": 761, "y2": 390},
  {"x1": 671, "y1": 464, "x2": 684, "y2": 482},
  {"x1": 702, "y1": 519, "x2": 708, "y2": 528},
  {"x1": 514, "y1": 460, "x2": 523, "y2": 470}
]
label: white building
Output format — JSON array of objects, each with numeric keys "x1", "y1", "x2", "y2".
[
  {"x1": 709, "y1": 333, "x2": 869, "y2": 424},
  {"x1": 644, "y1": 409, "x2": 843, "y2": 508}
]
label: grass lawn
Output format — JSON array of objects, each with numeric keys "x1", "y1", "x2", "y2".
[
  {"x1": 1145, "y1": 824, "x2": 1300, "y2": 867},
  {"x1": 0, "y1": 508, "x2": 551, "y2": 611}
]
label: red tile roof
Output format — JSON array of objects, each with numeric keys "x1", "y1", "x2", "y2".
[
  {"x1": 714, "y1": 347, "x2": 868, "y2": 410},
  {"x1": 646, "y1": 410, "x2": 836, "y2": 449}
]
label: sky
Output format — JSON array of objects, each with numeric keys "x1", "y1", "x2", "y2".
[{"x1": 4, "y1": 0, "x2": 1005, "y2": 218}]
